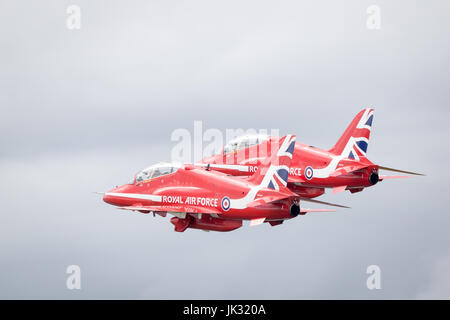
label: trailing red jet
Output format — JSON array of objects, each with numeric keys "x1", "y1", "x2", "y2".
[
  {"x1": 103, "y1": 135, "x2": 334, "y2": 232},
  {"x1": 199, "y1": 109, "x2": 423, "y2": 200}
]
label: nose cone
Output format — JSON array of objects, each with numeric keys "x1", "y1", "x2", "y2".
[
  {"x1": 103, "y1": 187, "x2": 118, "y2": 205},
  {"x1": 103, "y1": 192, "x2": 113, "y2": 205},
  {"x1": 102, "y1": 185, "x2": 129, "y2": 206}
]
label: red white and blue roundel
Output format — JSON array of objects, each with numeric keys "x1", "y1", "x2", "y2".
[
  {"x1": 221, "y1": 196, "x2": 231, "y2": 211},
  {"x1": 304, "y1": 166, "x2": 314, "y2": 180}
]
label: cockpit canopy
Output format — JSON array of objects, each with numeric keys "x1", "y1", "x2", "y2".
[
  {"x1": 131, "y1": 162, "x2": 182, "y2": 184},
  {"x1": 223, "y1": 134, "x2": 269, "y2": 153}
]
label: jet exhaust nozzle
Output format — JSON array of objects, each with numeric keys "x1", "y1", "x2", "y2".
[
  {"x1": 369, "y1": 171, "x2": 379, "y2": 185},
  {"x1": 290, "y1": 203, "x2": 300, "y2": 217}
]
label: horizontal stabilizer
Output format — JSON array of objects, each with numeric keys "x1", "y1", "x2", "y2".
[
  {"x1": 300, "y1": 197, "x2": 350, "y2": 209},
  {"x1": 378, "y1": 166, "x2": 425, "y2": 176},
  {"x1": 300, "y1": 208, "x2": 337, "y2": 213},
  {"x1": 379, "y1": 175, "x2": 412, "y2": 181}
]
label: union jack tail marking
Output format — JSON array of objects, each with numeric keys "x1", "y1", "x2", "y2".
[
  {"x1": 329, "y1": 108, "x2": 374, "y2": 161},
  {"x1": 248, "y1": 134, "x2": 296, "y2": 191}
]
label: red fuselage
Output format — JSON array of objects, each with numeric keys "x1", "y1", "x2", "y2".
[
  {"x1": 200, "y1": 138, "x2": 380, "y2": 198},
  {"x1": 103, "y1": 165, "x2": 299, "y2": 231}
]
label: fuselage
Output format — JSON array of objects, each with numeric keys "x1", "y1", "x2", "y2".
[
  {"x1": 200, "y1": 138, "x2": 379, "y2": 197},
  {"x1": 103, "y1": 165, "x2": 297, "y2": 222}
]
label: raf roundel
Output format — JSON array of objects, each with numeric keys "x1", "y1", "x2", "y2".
[
  {"x1": 221, "y1": 196, "x2": 231, "y2": 211},
  {"x1": 304, "y1": 166, "x2": 314, "y2": 180}
]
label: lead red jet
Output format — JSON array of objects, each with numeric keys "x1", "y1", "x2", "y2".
[
  {"x1": 199, "y1": 109, "x2": 423, "y2": 201},
  {"x1": 103, "y1": 135, "x2": 334, "y2": 232}
]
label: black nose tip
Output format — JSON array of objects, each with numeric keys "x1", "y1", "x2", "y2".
[{"x1": 369, "y1": 171, "x2": 379, "y2": 185}]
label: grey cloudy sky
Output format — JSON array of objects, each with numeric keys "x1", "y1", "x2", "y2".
[{"x1": 0, "y1": 0, "x2": 449, "y2": 299}]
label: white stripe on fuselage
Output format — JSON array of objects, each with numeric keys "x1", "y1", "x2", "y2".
[
  {"x1": 230, "y1": 161, "x2": 288, "y2": 209},
  {"x1": 309, "y1": 137, "x2": 362, "y2": 178},
  {"x1": 195, "y1": 163, "x2": 249, "y2": 172},
  {"x1": 105, "y1": 192, "x2": 162, "y2": 202},
  {"x1": 230, "y1": 134, "x2": 294, "y2": 209}
]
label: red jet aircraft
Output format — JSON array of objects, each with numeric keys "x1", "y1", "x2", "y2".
[
  {"x1": 199, "y1": 109, "x2": 423, "y2": 201},
  {"x1": 103, "y1": 135, "x2": 334, "y2": 232}
]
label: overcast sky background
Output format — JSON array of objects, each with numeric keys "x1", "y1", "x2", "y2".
[{"x1": 0, "y1": 0, "x2": 449, "y2": 299}]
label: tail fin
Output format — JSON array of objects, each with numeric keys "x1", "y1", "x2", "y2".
[
  {"x1": 247, "y1": 134, "x2": 296, "y2": 192},
  {"x1": 329, "y1": 108, "x2": 374, "y2": 160}
]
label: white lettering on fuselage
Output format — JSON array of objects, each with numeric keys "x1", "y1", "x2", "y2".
[
  {"x1": 249, "y1": 165, "x2": 302, "y2": 176},
  {"x1": 162, "y1": 195, "x2": 219, "y2": 207},
  {"x1": 289, "y1": 167, "x2": 302, "y2": 176},
  {"x1": 162, "y1": 195, "x2": 183, "y2": 204}
]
